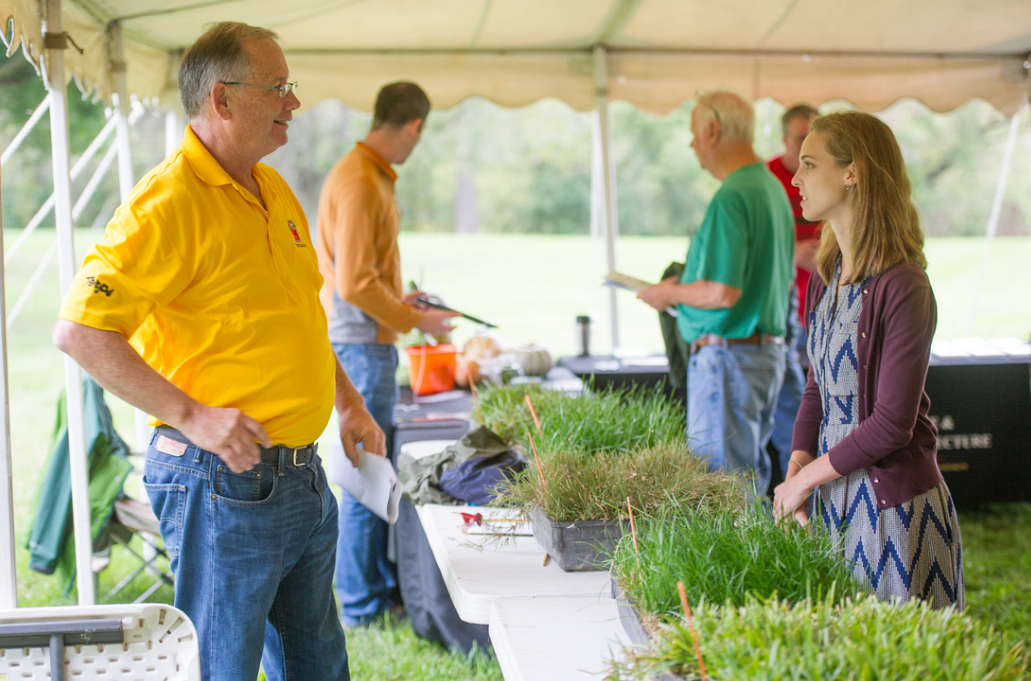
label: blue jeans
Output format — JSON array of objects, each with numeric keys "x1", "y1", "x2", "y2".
[
  {"x1": 687, "y1": 343, "x2": 786, "y2": 495},
  {"x1": 143, "y1": 428, "x2": 348, "y2": 681},
  {"x1": 333, "y1": 342, "x2": 399, "y2": 627},
  {"x1": 770, "y1": 289, "x2": 807, "y2": 476}
]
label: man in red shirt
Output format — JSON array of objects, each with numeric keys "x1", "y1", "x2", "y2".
[
  {"x1": 767, "y1": 104, "x2": 820, "y2": 484},
  {"x1": 767, "y1": 105, "x2": 821, "y2": 319}
]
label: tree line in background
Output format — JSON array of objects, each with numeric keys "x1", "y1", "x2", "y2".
[{"x1": 3, "y1": 53, "x2": 1029, "y2": 238}]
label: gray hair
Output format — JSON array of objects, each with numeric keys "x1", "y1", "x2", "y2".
[
  {"x1": 694, "y1": 91, "x2": 754, "y2": 144},
  {"x1": 178, "y1": 22, "x2": 280, "y2": 120}
]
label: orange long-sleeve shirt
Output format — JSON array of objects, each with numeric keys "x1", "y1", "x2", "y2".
[{"x1": 316, "y1": 142, "x2": 420, "y2": 344}]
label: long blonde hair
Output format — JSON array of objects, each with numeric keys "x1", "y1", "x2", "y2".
[{"x1": 811, "y1": 112, "x2": 926, "y2": 284}]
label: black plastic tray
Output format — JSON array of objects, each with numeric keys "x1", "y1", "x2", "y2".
[{"x1": 528, "y1": 507, "x2": 629, "y2": 572}]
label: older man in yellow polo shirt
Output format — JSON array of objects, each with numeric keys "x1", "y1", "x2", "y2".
[{"x1": 53, "y1": 22, "x2": 376, "y2": 681}]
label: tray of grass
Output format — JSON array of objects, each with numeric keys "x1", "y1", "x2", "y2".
[
  {"x1": 496, "y1": 444, "x2": 744, "y2": 571},
  {"x1": 610, "y1": 502, "x2": 864, "y2": 627},
  {"x1": 612, "y1": 593, "x2": 1031, "y2": 680},
  {"x1": 477, "y1": 382, "x2": 686, "y2": 456}
]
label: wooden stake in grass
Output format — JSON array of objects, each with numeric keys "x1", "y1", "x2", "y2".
[
  {"x1": 528, "y1": 431, "x2": 546, "y2": 488},
  {"x1": 468, "y1": 377, "x2": 483, "y2": 423},
  {"x1": 677, "y1": 580, "x2": 709, "y2": 681},
  {"x1": 626, "y1": 496, "x2": 641, "y2": 572},
  {"x1": 525, "y1": 394, "x2": 542, "y2": 433}
]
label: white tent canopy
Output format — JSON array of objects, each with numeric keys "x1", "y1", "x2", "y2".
[
  {"x1": 1, "y1": 0, "x2": 1030, "y2": 610},
  {"x1": 2, "y1": 0, "x2": 1029, "y2": 114}
]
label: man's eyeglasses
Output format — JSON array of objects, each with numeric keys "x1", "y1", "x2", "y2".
[{"x1": 221, "y1": 81, "x2": 298, "y2": 99}]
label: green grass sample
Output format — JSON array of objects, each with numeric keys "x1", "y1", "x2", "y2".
[
  {"x1": 611, "y1": 504, "x2": 864, "y2": 620},
  {"x1": 477, "y1": 382, "x2": 685, "y2": 456},
  {"x1": 495, "y1": 443, "x2": 743, "y2": 523},
  {"x1": 615, "y1": 594, "x2": 1030, "y2": 681}
]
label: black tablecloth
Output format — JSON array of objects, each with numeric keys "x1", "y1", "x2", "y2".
[{"x1": 392, "y1": 388, "x2": 488, "y2": 655}]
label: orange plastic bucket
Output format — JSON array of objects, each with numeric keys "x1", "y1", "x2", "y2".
[{"x1": 405, "y1": 344, "x2": 458, "y2": 395}]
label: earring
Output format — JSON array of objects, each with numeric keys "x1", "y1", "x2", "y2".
[{"x1": 844, "y1": 183, "x2": 851, "y2": 191}]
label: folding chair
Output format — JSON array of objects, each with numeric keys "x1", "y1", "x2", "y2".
[
  {"x1": 0, "y1": 603, "x2": 200, "y2": 680},
  {"x1": 28, "y1": 377, "x2": 174, "y2": 603},
  {"x1": 92, "y1": 495, "x2": 174, "y2": 603}
]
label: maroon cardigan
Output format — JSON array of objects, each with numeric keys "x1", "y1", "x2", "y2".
[{"x1": 791, "y1": 261, "x2": 943, "y2": 508}]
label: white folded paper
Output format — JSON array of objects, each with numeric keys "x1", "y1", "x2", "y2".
[{"x1": 323, "y1": 437, "x2": 401, "y2": 524}]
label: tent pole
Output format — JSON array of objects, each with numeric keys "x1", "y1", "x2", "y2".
[
  {"x1": 0, "y1": 136, "x2": 17, "y2": 609},
  {"x1": 45, "y1": 0, "x2": 95, "y2": 605},
  {"x1": 593, "y1": 46, "x2": 620, "y2": 353},
  {"x1": 165, "y1": 109, "x2": 181, "y2": 157},
  {"x1": 967, "y1": 111, "x2": 1021, "y2": 335},
  {"x1": 1026, "y1": 104, "x2": 1030, "y2": 240}
]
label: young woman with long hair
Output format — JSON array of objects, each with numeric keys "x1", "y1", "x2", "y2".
[{"x1": 772, "y1": 111, "x2": 963, "y2": 609}]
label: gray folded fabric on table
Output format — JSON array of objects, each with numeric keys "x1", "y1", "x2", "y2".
[{"x1": 397, "y1": 425, "x2": 514, "y2": 506}]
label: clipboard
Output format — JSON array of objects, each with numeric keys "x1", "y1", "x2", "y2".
[{"x1": 415, "y1": 297, "x2": 497, "y2": 328}]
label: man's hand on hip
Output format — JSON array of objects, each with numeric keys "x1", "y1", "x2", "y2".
[
  {"x1": 338, "y1": 404, "x2": 386, "y2": 467},
  {"x1": 178, "y1": 404, "x2": 272, "y2": 474}
]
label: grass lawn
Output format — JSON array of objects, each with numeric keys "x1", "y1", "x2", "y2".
[
  {"x1": 3, "y1": 228, "x2": 1029, "y2": 676},
  {"x1": 396, "y1": 233, "x2": 1031, "y2": 355}
]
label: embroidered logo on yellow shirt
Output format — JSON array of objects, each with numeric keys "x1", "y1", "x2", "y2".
[
  {"x1": 155, "y1": 435, "x2": 187, "y2": 457},
  {"x1": 287, "y1": 220, "x2": 306, "y2": 247}
]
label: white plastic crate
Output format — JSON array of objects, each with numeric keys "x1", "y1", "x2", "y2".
[{"x1": 0, "y1": 603, "x2": 199, "y2": 680}]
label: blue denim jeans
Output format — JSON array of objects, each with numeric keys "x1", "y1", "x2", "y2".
[
  {"x1": 332, "y1": 342, "x2": 399, "y2": 627},
  {"x1": 687, "y1": 343, "x2": 786, "y2": 495},
  {"x1": 770, "y1": 289, "x2": 807, "y2": 476},
  {"x1": 143, "y1": 428, "x2": 348, "y2": 681}
]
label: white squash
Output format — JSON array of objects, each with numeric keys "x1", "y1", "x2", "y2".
[{"x1": 509, "y1": 344, "x2": 553, "y2": 376}]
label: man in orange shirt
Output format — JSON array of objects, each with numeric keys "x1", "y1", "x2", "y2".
[{"x1": 316, "y1": 81, "x2": 456, "y2": 627}]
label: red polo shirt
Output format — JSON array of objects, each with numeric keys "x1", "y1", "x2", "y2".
[{"x1": 768, "y1": 155, "x2": 821, "y2": 323}]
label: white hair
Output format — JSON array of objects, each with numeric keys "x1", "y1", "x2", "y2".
[{"x1": 695, "y1": 91, "x2": 754, "y2": 144}]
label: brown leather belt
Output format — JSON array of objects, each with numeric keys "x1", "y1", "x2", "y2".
[{"x1": 690, "y1": 332, "x2": 785, "y2": 354}]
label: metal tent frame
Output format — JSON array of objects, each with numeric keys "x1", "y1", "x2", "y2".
[{"x1": 0, "y1": 0, "x2": 1029, "y2": 609}]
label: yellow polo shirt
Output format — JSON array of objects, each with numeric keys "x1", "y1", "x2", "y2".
[{"x1": 58, "y1": 126, "x2": 335, "y2": 447}]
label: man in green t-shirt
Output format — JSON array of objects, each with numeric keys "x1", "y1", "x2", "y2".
[{"x1": 639, "y1": 90, "x2": 794, "y2": 494}]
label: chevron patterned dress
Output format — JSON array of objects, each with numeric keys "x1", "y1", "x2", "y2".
[{"x1": 809, "y1": 269, "x2": 964, "y2": 610}]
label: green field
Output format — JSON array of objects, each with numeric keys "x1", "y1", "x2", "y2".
[
  {"x1": 3, "y1": 229, "x2": 1029, "y2": 678},
  {"x1": 397, "y1": 233, "x2": 1031, "y2": 355}
]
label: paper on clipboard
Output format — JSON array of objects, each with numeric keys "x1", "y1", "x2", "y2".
[{"x1": 604, "y1": 270, "x2": 678, "y2": 316}]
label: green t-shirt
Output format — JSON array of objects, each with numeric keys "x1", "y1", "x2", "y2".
[{"x1": 677, "y1": 162, "x2": 795, "y2": 344}]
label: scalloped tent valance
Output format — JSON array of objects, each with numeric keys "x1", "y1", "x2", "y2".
[{"x1": 2, "y1": 0, "x2": 1029, "y2": 114}]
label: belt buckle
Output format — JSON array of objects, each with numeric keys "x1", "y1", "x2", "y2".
[{"x1": 292, "y1": 445, "x2": 316, "y2": 466}]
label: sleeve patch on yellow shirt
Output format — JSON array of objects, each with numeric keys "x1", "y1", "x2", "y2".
[{"x1": 84, "y1": 276, "x2": 115, "y2": 297}]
